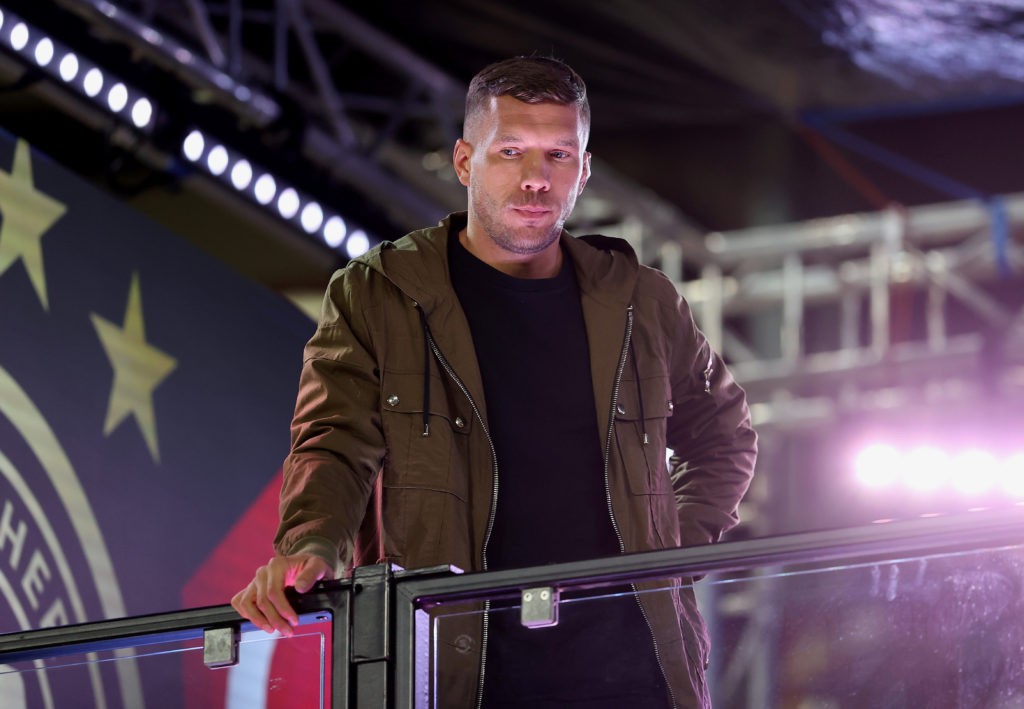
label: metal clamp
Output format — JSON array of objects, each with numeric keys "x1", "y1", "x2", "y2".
[
  {"x1": 521, "y1": 587, "x2": 559, "y2": 628},
  {"x1": 203, "y1": 625, "x2": 240, "y2": 669}
]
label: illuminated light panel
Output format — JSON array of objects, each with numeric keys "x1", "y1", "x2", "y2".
[
  {"x1": 206, "y1": 145, "x2": 229, "y2": 176},
  {"x1": 854, "y1": 444, "x2": 900, "y2": 488},
  {"x1": 83, "y1": 67, "x2": 104, "y2": 97},
  {"x1": 140, "y1": 26, "x2": 161, "y2": 45},
  {"x1": 175, "y1": 129, "x2": 371, "y2": 256},
  {"x1": 300, "y1": 202, "x2": 324, "y2": 234},
  {"x1": 107, "y1": 82, "x2": 129, "y2": 112},
  {"x1": 10, "y1": 22, "x2": 28, "y2": 51},
  {"x1": 33, "y1": 37, "x2": 54, "y2": 66},
  {"x1": 950, "y1": 450, "x2": 998, "y2": 495},
  {"x1": 253, "y1": 174, "x2": 276, "y2": 205},
  {"x1": 1002, "y1": 454, "x2": 1024, "y2": 497},
  {"x1": 0, "y1": 11, "x2": 157, "y2": 133},
  {"x1": 346, "y1": 230, "x2": 370, "y2": 259},
  {"x1": 323, "y1": 216, "x2": 347, "y2": 247},
  {"x1": 0, "y1": 10, "x2": 4, "y2": 30},
  {"x1": 59, "y1": 53, "x2": 79, "y2": 81},
  {"x1": 277, "y1": 188, "x2": 299, "y2": 219},
  {"x1": 856, "y1": 443, "x2": 1024, "y2": 499},
  {"x1": 131, "y1": 98, "x2": 153, "y2": 129},
  {"x1": 903, "y1": 446, "x2": 950, "y2": 492},
  {"x1": 230, "y1": 160, "x2": 253, "y2": 191},
  {"x1": 182, "y1": 130, "x2": 205, "y2": 162}
]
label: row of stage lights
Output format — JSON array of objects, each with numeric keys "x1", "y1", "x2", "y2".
[
  {"x1": 855, "y1": 444, "x2": 1024, "y2": 498},
  {"x1": 181, "y1": 129, "x2": 370, "y2": 259},
  {"x1": 0, "y1": 7, "x2": 154, "y2": 130},
  {"x1": 0, "y1": 5, "x2": 372, "y2": 259}
]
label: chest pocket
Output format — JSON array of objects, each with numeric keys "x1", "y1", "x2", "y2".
[
  {"x1": 614, "y1": 374, "x2": 673, "y2": 495},
  {"x1": 380, "y1": 370, "x2": 472, "y2": 499}
]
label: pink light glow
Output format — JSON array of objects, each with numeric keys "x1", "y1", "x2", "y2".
[
  {"x1": 949, "y1": 450, "x2": 998, "y2": 495},
  {"x1": 854, "y1": 443, "x2": 1024, "y2": 499},
  {"x1": 904, "y1": 446, "x2": 950, "y2": 492},
  {"x1": 854, "y1": 444, "x2": 900, "y2": 488},
  {"x1": 1002, "y1": 454, "x2": 1024, "y2": 498}
]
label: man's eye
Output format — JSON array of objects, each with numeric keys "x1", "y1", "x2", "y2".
[
  {"x1": 500, "y1": 148, "x2": 520, "y2": 157},
  {"x1": 551, "y1": 151, "x2": 571, "y2": 159}
]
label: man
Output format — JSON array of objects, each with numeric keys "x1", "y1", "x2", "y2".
[{"x1": 233, "y1": 56, "x2": 756, "y2": 708}]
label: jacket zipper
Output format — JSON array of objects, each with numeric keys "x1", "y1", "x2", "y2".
[
  {"x1": 603, "y1": 305, "x2": 678, "y2": 708},
  {"x1": 703, "y1": 351, "x2": 714, "y2": 394},
  {"x1": 419, "y1": 318, "x2": 499, "y2": 709}
]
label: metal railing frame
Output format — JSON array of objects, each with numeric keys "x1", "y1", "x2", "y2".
[{"x1": 0, "y1": 506, "x2": 1020, "y2": 708}]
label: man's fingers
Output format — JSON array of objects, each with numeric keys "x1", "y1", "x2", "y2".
[
  {"x1": 294, "y1": 557, "x2": 331, "y2": 593},
  {"x1": 258, "y1": 564, "x2": 299, "y2": 634},
  {"x1": 231, "y1": 584, "x2": 274, "y2": 634},
  {"x1": 232, "y1": 554, "x2": 335, "y2": 637}
]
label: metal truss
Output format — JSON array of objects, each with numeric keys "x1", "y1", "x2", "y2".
[
  {"x1": 54, "y1": 0, "x2": 708, "y2": 258},
  {"x1": 682, "y1": 195, "x2": 1024, "y2": 431}
]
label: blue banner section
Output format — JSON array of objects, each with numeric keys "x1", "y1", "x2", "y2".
[{"x1": 0, "y1": 128, "x2": 313, "y2": 646}]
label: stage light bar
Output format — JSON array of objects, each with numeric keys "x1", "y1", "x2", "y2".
[
  {"x1": 69, "y1": 0, "x2": 279, "y2": 126},
  {"x1": 181, "y1": 129, "x2": 374, "y2": 258},
  {"x1": 855, "y1": 443, "x2": 1024, "y2": 499},
  {"x1": 0, "y1": 6, "x2": 157, "y2": 132}
]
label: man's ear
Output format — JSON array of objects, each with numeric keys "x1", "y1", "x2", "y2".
[
  {"x1": 453, "y1": 139, "x2": 473, "y2": 187},
  {"x1": 579, "y1": 151, "x2": 592, "y2": 192}
]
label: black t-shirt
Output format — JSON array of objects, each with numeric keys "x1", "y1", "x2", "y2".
[{"x1": 448, "y1": 232, "x2": 670, "y2": 708}]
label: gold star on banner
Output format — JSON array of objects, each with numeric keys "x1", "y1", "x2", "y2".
[
  {"x1": 0, "y1": 139, "x2": 67, "y2": 310},
  {"x1": 91, "y1": 272, "x2": 178, "y2": 463}
]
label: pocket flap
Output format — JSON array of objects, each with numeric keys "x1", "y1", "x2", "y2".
[{"x1": 381, "y1": 370, "x2": 473, "y2": 435}]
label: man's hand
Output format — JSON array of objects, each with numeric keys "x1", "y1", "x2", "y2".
[{"x1": 231, "y1": 554, "x2": 334, "y2": 636}]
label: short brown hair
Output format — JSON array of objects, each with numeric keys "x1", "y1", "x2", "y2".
[{"x1": 464, "y1": 56, "x2": 590, "y2": 140}]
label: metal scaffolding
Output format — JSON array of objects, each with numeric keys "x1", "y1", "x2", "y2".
[
  {"x1": 688, "y1": 196, "x2": 1024, "y2": 431},
  {"x1": 55, "y1": 0, "x2": 709, "y2": 257}
]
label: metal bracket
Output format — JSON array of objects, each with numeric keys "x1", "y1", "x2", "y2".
[
  {"x1": 521, "y1": 587, "x2": 559, "y2": 629},
  {"x1": 203, "y1": 625, "x2": 240, "y2": 669}
]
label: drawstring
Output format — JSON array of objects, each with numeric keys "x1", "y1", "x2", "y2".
[
  {"x1": 629, "y1": 339, "x2": 649, "y2": 445},
  {"x1": 416, "y1": 304, "x2": 431, "y2": 437}
]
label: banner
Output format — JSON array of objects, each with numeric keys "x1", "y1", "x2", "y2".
[{"x1": 0, "y1": 132, "x2": 316, "y2": 706}]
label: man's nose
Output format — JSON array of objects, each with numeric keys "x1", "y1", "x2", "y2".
[{"x1": 520, "y1": 153, "x2": 550, "y2": 192}]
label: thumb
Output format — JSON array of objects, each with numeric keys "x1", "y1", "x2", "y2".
[{"x1": 293, "y1": 558, "x2": 329, "y2": 593}]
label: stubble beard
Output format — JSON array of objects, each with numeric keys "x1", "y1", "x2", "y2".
[{"x1": 472, "y1": 189, "x2": 573, "y2": 256}]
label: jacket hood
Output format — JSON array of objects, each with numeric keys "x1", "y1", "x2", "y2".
[{"x1": 351, "y1": 212, "x2": 642, "y2": 312}]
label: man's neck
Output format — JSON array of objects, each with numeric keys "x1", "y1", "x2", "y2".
[{"x1": 458, "y1": 228, "x2": 562, "y2": 279}]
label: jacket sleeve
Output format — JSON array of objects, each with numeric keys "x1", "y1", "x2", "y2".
[
  {"x1": 666, "y1": 292, "x2": 757, "y2": 548},
  {"x1": 273, "y1": 266, "x2": 386, "y2": 575}
]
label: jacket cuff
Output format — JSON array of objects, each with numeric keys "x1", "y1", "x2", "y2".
[{"x1": 285, "y1": 536, "x2": 343, "y2": 578}]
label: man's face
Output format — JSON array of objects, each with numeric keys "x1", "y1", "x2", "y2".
[{"x1": 454, "y1": 95, "x2": 591, "y2": 260}]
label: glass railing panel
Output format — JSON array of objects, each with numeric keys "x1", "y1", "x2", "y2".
[
  {"x1": 706, "y1": 543, "x2": 1024, "y2": 708},
  {"x1": 427, "y1": 580, "x2": 706, "y2": 708},
  {"x1": 0, "y1": 620, "x2": 329, "y2": 709},
  {"x1": 425, "y1": 543, "x2": 1024, "y2": 708}
]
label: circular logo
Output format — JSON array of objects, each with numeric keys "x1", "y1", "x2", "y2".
[{"x1": 0, "y1": 365, "x2": 142, "y2": 707}]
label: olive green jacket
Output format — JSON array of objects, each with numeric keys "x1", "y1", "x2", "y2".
[{"x1": 275, "y1": 212, "x2": 757, "y2": 708}]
